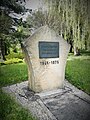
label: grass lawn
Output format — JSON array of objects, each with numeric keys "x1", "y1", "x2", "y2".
[
  {"x1": 66, "y1": 53, "x2": 90, "y2": 94},
  {"x1": 0, "y1": 63, "x2": 28, "y2": 87},
  {"x1": 0, "y1": 90, "x2": 35, "y2": 120},
  {"x1": 0, "y1": 63, "x2": 36, "y2": 120}
]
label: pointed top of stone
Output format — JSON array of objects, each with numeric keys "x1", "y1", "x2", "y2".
[{"x1": 25, "y1": 25, "x2": 62, "y2": 44}]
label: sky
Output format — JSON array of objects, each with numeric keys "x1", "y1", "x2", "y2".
[{"x1": 25, "y1": 0, "x2": 43, "y2": 10}]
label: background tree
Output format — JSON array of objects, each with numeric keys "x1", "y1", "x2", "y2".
[
  {"x1": 46, "y1": 0, "x2": 90, "y2": 55},
  {"x1": 0, "y1": 11, "x2": 12, "y2": 60},
  {"x1": 28, "y1": 0, "x2": 90, "y2": 55},
  {"x1": 0, "y1": 0, "x2": 25, "y2": 60}
]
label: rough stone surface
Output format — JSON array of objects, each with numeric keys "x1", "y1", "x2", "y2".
[
  {"x1": 23, "y1": 25, "x2": 70, "y2": 92},
  {"x1": 2, "y1": 80, "x2": 90, "y2": 120}
]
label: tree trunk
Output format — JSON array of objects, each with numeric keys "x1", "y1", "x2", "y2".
[
  {"x1": 74, "y1": 46, "x2": 80, "y2": 56},
  {"x1": 0, "y1": 39, "x2": 6, "y2": 60},
  {"x1": 5, "y1": 43, "x2": 8, "y2": 55},
  {"x1": 85, "y1": 40, "x2": 87, "y2": 50},
  {"x1": 69, "y1": 40, "x2": 73, "y2": 53}
]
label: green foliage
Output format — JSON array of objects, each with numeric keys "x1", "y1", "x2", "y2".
[
  {"x1": 0, "y1": 89, "x2": 35, "y2": 120},
  {"x1": 0, "y1": 0, "x2": 26, "y2": 60},
  {"x1": 29, "y1": 10, "x2": 46, "y2": 28},
  {"x1": 0, "y1": 63, "x2": 28, "y2": 87},
  {"x1": 6, "y1": 52, "x2": 24, "y2": 59},
  {"x1": 0, "y1": 51, "x2": 24, "y2": 65},
  {"x1": 0, "y1": 0, "x2": 24, "y2": 14},
  {"x1": 0, "y1": 58, "x2": 23, "y2": 65},
  {"x1": 45, "y1": 0, "x2": 90, "y2": 51},
  {"x1": 66, "y1": 53, "x2": 90, "y2": 94},
  {"x1": 0, "y1": 14, "x2": 12, "y2": 34}
]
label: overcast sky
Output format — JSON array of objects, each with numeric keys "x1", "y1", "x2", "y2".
[{"x1": 25, "y1": 0, "x2": 44, "y2": 10}]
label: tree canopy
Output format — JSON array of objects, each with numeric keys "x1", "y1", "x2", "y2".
[
  {"x1": 47, "y1": 0, "x2": 90, "y2": 54},
  {"x1": 0, "y1": 0, "x2": 90, "y2": 60},
  {"x1": 0, "y1": 0, "x2": 25, "y2": 60},
  {"x1": 29, "y1": 0, "x2": 90, "y2": 55}
]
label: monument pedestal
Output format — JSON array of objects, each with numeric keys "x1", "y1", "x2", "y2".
[{"x1": 23, "y1": 26, "x2": 70, "y2": 92}]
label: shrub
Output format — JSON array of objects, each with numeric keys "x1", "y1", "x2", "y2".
[
  {"x1": 6, "y1": 52, "x2": 24, "y2": 59},
  {"x1": 0, "y1": 58, "x2": 23, "y2": 65}
]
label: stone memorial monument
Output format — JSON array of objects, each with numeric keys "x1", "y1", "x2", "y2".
[{"x1": 23, "y1": 26, "x2": 70, "y2": 92}]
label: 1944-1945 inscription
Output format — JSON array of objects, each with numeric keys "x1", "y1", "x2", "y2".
[{"x1": 39, "y1": 41, "x2": 59, "y2": 58}]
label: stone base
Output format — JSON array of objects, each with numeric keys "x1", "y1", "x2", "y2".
[{"x1": 2, "y1": 80, "x2": 90, "y2": 120}]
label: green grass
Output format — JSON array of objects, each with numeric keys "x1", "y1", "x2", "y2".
[
  {"x1": 0, "y1": 63, "x2": 28, "y2": 87},
  {"x1": 66, "y1": 53, "x2": 90, "y2": 94},
  {"x1": 0, "y1": 63, "x2": 36, "y2": 120},
  {"x1": 0, "y1": 90, "x2": 35, "y2": 120}
]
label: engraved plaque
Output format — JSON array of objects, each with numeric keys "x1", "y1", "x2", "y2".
[{"x1": 39, "y1": 42, "x2": 59, "y2": 58}]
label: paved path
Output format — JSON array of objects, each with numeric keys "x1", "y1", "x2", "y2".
[{"x1": 2, "y1": 80, "x2": 90, "y2": 120}]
